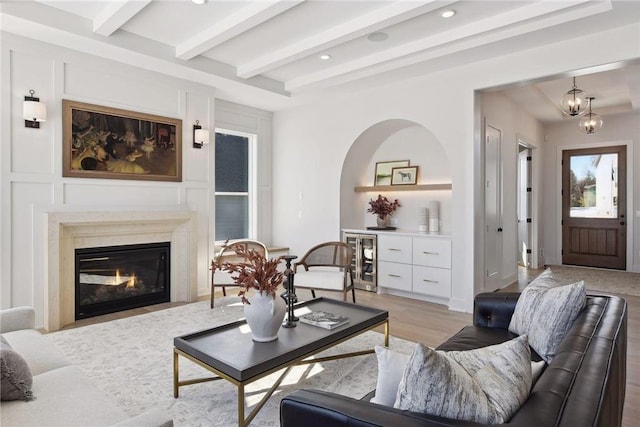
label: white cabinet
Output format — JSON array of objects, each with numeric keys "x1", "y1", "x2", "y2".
[
  {"x1": 412, "y1": 238, "x2": 451, "y2": 269},
  {"x1": 378, "y1": 235, "x2": 412, "y2": 264},
  {"x1": 377, "y1": 234, "x2": 452, "y2": 301},
  {"x1": 378, "y1": 261, "x2": 412, "y2": 291},
  {"x1": 412, "y1": 265, "x2": 452, "y2": 298}
]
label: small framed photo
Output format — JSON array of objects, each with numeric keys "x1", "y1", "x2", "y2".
[
  {"x1": 391, "y1": 166, "x2": 419, "y2": 185},
  {"x1": 374, "y1": 160, "x2": 409, "y2": 186}
]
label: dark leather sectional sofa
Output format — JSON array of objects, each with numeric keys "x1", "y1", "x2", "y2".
[{"x1": 280, "y1": 292, "x2": 627, "y2": 427}]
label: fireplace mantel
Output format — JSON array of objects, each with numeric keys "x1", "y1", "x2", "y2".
[{"x1": 45, "y1": 210, "x2": 198, "y2": 331}]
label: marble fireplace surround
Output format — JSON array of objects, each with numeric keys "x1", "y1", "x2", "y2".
[{"x1": 46, "y1": 209, "x2": 198, "y2": 331}]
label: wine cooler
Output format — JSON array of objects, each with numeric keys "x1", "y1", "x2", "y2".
[{"x1": 343, "y1": 232, "x2": 377, "y2": 292}]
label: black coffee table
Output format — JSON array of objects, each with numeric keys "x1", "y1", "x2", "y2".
[{"x1": 173, "y1": 297, "x2": 389, "y2": 427}]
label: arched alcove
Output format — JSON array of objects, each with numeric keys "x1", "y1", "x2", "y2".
[{"x1": 340, "y1": 119, "x2": 452, "y2": 232}]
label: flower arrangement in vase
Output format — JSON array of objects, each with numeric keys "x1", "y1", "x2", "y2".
[
  {"x1": 367, "y1": 194, "x2": 401, "y2": 228},
  {"x1": 220, "y1": 244, "x2": 286, "y2": 342},
  {"x1": 219, "y1": 245, "x2": 284, "y2": 303}
]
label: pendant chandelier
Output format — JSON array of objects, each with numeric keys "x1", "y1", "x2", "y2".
[
  {"x1": 578, "y1": 97, "x2": 603, "y2": 134},
  {"x1": 560, "y1": 77, "x2": 589, "y2": 116}
]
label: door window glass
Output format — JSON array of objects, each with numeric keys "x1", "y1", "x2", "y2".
[{"x1": 569, "y1": 153, "x2": 618, "y2": 218}]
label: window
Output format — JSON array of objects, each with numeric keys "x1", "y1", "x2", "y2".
[{"x1": 214, "y1": 129, "x2": 256, "y2": 241}]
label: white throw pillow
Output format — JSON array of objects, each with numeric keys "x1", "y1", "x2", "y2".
[
  {"x1": 370, "y1": 345, "x2": 411, "y2": 406},
  {"x1": 509, "y1": 275, "x2": 586, "y2": 363},
  {"x1": 394, "y1": 335, "x2": 532, "y2": 424}
]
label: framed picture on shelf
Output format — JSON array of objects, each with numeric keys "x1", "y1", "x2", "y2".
[
  {"x1": 391, "y1": 166, "x2": 419, "y2": 185},
  {"x1": 374, "y1": 160, "x2": 409, "y2": 186},
  {"x1": 62, "y1": 100, "x2": 182, "y2": 182}
]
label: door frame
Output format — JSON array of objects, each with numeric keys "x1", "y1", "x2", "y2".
[
  {"x1": 516, "y1": 135, "x2": 539, "y2": 269},
  {"x1": 555, "y1": 140, "x2": 634, "y2": 271}
]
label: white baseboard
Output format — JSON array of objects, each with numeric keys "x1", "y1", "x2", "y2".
[{"x1": 502, "y1": 272, "x2": 517, "y2": 287}]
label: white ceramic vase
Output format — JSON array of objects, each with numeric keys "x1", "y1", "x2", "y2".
[
  {"x1": 376, "y1": 215, "x2": 390, "y2": 228},
  {"x1": 244, "y1": 292, "x2": 286, "y2": 342}
]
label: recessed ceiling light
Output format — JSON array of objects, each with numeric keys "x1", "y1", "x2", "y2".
[
  {"x1": 192, "y1": 0, "x2": 206, "y2": 4},
  {"x1": 367, "y1": 32, "x2": 389, "y2": 42},
  {"x1": 441, "y1": 10, "x2": 456, "y2": 18},
  {"x1": 320, "y1": 54, "x2": 332, "y2": 60}
]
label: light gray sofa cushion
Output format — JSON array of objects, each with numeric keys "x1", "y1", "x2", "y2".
[
  {"x1": 111, "y1": 408, "x2": 174, "y2": 427},
  {"x1": 0, "y1": 307, "x2": 35, "y2": 333},
  {"x1": 2, "y1": 329, "x2": 71, "y2": 376},
  {"x1": 1, "y1": 365, "x2": 129, "y2": 427}
]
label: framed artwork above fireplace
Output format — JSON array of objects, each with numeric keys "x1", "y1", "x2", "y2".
[{"x1": 62, "y1": 100, "x2": 182, "y2": 182}]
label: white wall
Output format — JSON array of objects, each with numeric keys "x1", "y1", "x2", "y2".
[
  {"x1": 0, "y1": 33, "x2": 273, "y2": 327},
  {"x1": 480, "y1": 92, "x2": 545, "y2": 285},
  {"x1": 542, "y1": 112, "x2": 640, "y2": 272},
  {"x1": 272, "y1": 23, "x2": 640, "y2": 312}
]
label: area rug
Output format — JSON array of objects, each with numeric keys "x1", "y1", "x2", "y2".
[
  {"x1": 46, "y1": 298, "x2": 417, "y2": 426},
  {"x1": 544, "y1": 265, "x2": 640, "y2": 297}
]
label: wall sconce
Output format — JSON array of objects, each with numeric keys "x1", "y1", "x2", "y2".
[
  {"x1": 193, "y1": 120, "x2": 209, "y2": 149},
  {"x1": 23, "y1": 90, "x2": 47, "y2": 128}
]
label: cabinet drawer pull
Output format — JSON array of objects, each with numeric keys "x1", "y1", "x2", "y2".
[
  {"x1": 388, "y1": 274, "x2": 401, "y2": 278},
  {"x1": 388, "y1": 248, "x2": 402, "y2": 252},
  {"x1": 423, "y1": 251, "x2": 439, "y2": 255},
  {"x1": 423, "y1": 279, "x2": 439, "y2": 284}
]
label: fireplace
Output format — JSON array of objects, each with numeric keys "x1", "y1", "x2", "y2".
[{"x1": 75, "y1": 242, "x2": 170, "y2": 320}]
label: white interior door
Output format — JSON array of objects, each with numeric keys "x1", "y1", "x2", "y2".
[{"x1": 484, "y1": 124, "x2": 502, "y2": 291}]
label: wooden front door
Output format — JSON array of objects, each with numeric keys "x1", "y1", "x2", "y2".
[{"x1": 562, "y1": 145, "x2": 626, "y2": 269}]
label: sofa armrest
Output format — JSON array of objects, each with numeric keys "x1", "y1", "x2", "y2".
[
  {"x1": 110, "y1": 409, "x2": 173, "y2": 427},
  {"x1": 0, "y1": 307, "x2": 35, "y2": 333},
  {"x1": 281, "y1": 390, "x2": 476, "y2": 427},
  {"x1": 473, "y1": 292, "x2": 520, "y2": 329}
]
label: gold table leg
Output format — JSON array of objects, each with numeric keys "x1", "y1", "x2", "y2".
[
  {"x1": 385, "y1": 320, "x2": 389, "y2": 347},
  {"x1": 238, "y1": 383, "x2": 245, "y2": 427},
  {"x1": 173, "y1": 349, "x2": 179, "y2": 398}
]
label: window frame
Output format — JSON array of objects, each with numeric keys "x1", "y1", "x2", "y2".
[{"x1": 214, "y1": 127, "x2": 258, "y2": 243}]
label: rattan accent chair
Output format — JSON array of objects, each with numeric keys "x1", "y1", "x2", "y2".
[
  {"x1": 210, "y1": 240, "x2": 268, "y2": 308},
  {"x1": 294, "y1": 241, "x2": 355, "y2": 303}
]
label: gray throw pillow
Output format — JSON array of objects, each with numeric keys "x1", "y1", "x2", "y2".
[
  {"x1": 394, "y1": 335, "x2": 531, "y2": 424},
  {"x1": 509, "y1": 273, "x2": 586, "y2": 363},
  {"x1": 1, "y1": 338, "x2": 35, "y2": 401}
]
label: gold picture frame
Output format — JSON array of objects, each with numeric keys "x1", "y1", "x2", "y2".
[
  {"x1": 374, "y1": 160, "x2": 409, "y2": 186},
  {"x1": 63, "y1": 100, "x2": 182, "y2": 182}
]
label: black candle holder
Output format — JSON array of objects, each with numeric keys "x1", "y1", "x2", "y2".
[{"x1": 281, "y1": 255, "x2": 298, "y2": 328}]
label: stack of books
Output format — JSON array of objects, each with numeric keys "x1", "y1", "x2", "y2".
[{"x1": 299, "y1": 311, "x2": 350, "y2": 330}]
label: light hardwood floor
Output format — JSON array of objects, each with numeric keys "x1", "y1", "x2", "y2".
[{"x1": 62, "y1": 275, "x2": 638, "y2": 427}]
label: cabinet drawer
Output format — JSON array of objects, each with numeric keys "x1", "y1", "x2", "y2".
[
  {"x1": 412, "y1": 266, "x2": 451, "y2": 298},
  {"x1": 412, "y1": 238, "x2": 451, "y2": 269},
  {"x1": 378, "y1": 261, "x2": 412, "y2": 291},
  {"x1": 378, "y1": 235, "x2": 412, "y2": 264}
]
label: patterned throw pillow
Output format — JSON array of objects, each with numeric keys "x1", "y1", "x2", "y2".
[
  {"x1": 1, "y1": 337, "x2": 35, "y2": 401},
  {"x1": 509, "y1": 270, "x2": 586, "y2": 363},
  {"x1": 394, "y1": 335, "x2": 531, "y2": 424}
]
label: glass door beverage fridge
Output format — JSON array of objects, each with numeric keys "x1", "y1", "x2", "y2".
[{"x1": 343, "y1": 232, "x2": 377, "y2": 292}]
